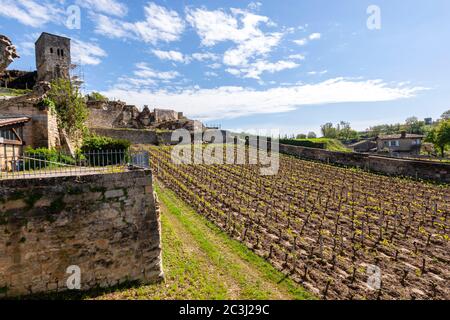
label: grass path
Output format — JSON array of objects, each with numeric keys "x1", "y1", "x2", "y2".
[{"x1": 95, "y1": 182, "x2": 313, "y2": 300}]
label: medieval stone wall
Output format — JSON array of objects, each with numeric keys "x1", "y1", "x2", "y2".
[
  {"x1": 86, "y1": 100, "x2": 127, "y2": 129},
  {"x1": 0, "y1": 95, "x2": 60, "y2": 148},
  {"x1": 154, "y1": 109, "x2": 179, "y2": 122},
  {"x1": 0, "y1": 170, "x2": 163, "y2": 297},
  {"x1": 279, "y1": 144, "x2": 450, "y2": 183}
]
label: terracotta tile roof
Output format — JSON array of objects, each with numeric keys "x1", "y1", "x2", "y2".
[
  {"x1": 0, "y1": 117, "x2": 30, "y2": 128},
  {"x1": 377, "y1": 133, "x2": 424, "y2": 140}
]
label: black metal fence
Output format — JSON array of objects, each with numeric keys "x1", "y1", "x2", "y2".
[{"x1": 0, "y1": 149, "x2": 150, "y2": 180}]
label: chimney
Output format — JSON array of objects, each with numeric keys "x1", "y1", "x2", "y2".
[{"x1": 400, "y1": 131, "x2": 407, "y2": 138}]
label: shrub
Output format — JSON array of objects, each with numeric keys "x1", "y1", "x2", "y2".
[
  {"x1": 47, "y1": 79, "x2": 89, "y2": 138},
  {"x1": 86, "y1": 92, "x2": 108, "y2": 102},
  {"x1": 279, "y1": 139, "x2": 326, "y2": 149},
  {"x1": 81, "y1": 135, "x2": 131, "y2": 152},
  {"x1": 24, "y1": 147, "x2": 76, "y2": 169},
  {"x1": 81, "y1": 135, "x2": 131, "y2": 166},
  {"x1": 37, "y1": 97, "x2": 56, "y2": 113}
]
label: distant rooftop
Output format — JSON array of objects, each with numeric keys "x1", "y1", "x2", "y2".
[{"x1": 377, "y1": 133, "x2": 424, "y2": 140}]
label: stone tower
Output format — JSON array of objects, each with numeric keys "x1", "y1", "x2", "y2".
[{"x1": 35, "y1": 32, "x2": 71, "y2": 82}]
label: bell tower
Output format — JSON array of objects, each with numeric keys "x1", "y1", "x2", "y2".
[{"x1": 35, "y1": 32, "x2": 71, "y2": 82}]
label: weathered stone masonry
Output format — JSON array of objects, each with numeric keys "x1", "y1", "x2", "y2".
[
  {"x1": 0, "y1": 170, "x2": 163, "y2": 297},
  {"x1": 279, "y1": 144, "x2": 450, "y2": 183}
]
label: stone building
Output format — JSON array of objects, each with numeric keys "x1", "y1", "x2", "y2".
[
  {"x1": 0, "y1": 117, "x2": 30, "y2": 170},
  {"x1": 376, "y1": 132, "x2": 424, "y2": 155},
  {"x1": 35, "y1": 33, "x2": 71, "y2": 82}
]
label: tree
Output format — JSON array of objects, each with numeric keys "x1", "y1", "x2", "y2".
[
  {"x1": 47, "y1": 79, "x2": 89, "y2": 139},
  {"x1": 426, "y1": 119, "x2": 450, "y2": 157},
  {"x1": 87, "y1": 91, "x2": 108, "y2": 102},
  {"x1": 307, "y1": 132, "x2": 317, "y2": 139},
  {"x1": 296, "y1": 133, "x2": 307, "y2": 139},
  {"x1": 404, "y1": 116, "x2": 426, "y2": 134},
  {"x1": 337, "y1": 121, "x2": 359, "y2": 141},
  {"x1": 321, "y1": 123, "x2": 337, "y2": 138},
  {"x1": 441, "y1": 110, "x2": 450, "y2": 120}
]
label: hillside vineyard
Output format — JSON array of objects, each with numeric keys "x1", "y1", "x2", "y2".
[{"x1": 149, "y1": 145, "x2": 449, "y2": 300}]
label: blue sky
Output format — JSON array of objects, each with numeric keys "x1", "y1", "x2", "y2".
[{"x1": 1, "y1": 0, "x2": 449, "y2": 135}]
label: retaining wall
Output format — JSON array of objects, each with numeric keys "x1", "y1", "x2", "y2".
[
  {"x1": 279, "y1": 144, "x2": 450, "y2": 183},
  {"x1": 0, "y1": 170, "x2": 163, "y2": 297}
]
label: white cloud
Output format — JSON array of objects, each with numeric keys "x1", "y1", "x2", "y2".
[
  {"x1": 223, "y1": 32, "x2": 282, "y2": 66},
  {"x1": 248, "y1": 2, "x2": 262, "y2": 11},
  {"x1": 71, "y1": 39, "x2": 107, "y2": 65},
  {"x1": 294, "y1": 33, "x2": 321, "y2": 46},
  {"x1": 0, "y1": 0, "x2": 64, "y2": 27},
  {"x1": 308, "y1": 70, "x2": 328, "y2": 76},
  {"x1": 93, "y1": 2, "x2": 184, "y2": 44},
  {"x1": 133, "y1": 62, "x2": 180, "y2": 80},
  {"x1": 76, "y1": 0, "x2": 127, "y2": 17},
  {"x1": 204, "y1": 71, "x2": 218, "y2": 77},
  {"x1": 288, "y1": 54, "x2": 305, "y2": 60},
  {"x1": 192, "y1": 52, "x2": 220, "y2": 62},
  {"x1": 293, "y1": 38, "x2": 308, "y2": 46},
  {"x1": 228, "y1": 60, "x2": 300, "y2": 79},
  {"x1": 152, "y1": 49, "x2": 187, "y2": 63},
  {"x1": 113, "y1": 62, "x2": 181, "y2": 90},
  {"x1": 187, "y1": 6, "x2": 294, "y2": 79},
  {"x1": 309, "y1": 32, "x2": 321, "y2": 40},
  {"x1": 186, "y1": 7, "x2": 272, "y2": 46},
  {"x1": 102, "y1": 78, "x2": 425, "y2": 121},
  {"x1": 208, "y1": 63, "x2": 222, "y2": 69},
  {"x1": 17, "y1": 41, "x2": 35, "y2": 56}
]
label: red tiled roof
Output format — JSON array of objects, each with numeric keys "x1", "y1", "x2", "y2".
[{"x1": 0, "y1": 117, "x2": 30, "y2": 128}]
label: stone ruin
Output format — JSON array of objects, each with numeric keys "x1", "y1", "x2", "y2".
[
  {"x1": 86, "y1": 100, "x2": 204, "y2": 132},
  {"x1": 0, "y1": 35, "x2": 19, "y2": 76}
]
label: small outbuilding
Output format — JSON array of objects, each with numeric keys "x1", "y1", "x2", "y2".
[{"x1": 0, "y1": 117, "x2": 30, "y2": 170}]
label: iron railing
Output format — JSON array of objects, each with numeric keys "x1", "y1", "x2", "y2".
[{"x1": 0, "y1": 150, "x2": 150, "y2": 180}]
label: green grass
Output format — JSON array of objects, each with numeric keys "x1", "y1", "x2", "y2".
[
  {"x1": 0, "y1": 88, "x2": 32, "y2": 97},
  {"x1": 12, "y1": 180, "x2": 313, "y2": 300},
  {"x1": 94, "y1": 182, "x2": 314, "y2": 300},
  {"x1": 295, "y1": 138, "x2": 350, "y2": 152}
]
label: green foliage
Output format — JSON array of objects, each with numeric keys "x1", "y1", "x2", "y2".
[
  {"x1": 441, "y1": 110, "x2": 450, "y2": 120},
  {"x1": 366, "y1": 116, "x2": 431, "y2": 138},
  {"x1": 321, "y1": 121, "x2": 359, "y2": 141},
  {"x1": 321, "y1": 122, "x2": 338, "y2": 139},
  {"x1": 86, "y1": 91, "x2": 108, "y2": 102},
  {"x1": 279, "y1": 139, "x2": 326, "y2": 149},
  {"x1": 47, "y1": 79, "x2": 89, "y2": 137},
  {"x1": 81, "y1": 135, "x2": 131, "y2": 166},
  {"x1": 307, "y1": 131, "x2": 317, "y2": 139},
  {"x1": 426, "y1": 119, "x2": 450, "y2": 157},
  {"x1": 81, "y1": 135, "x2": 131, "y2": 152},
  {"x1": 24, "y1": 147, "x2": 76, "y2": 169},
  {"x1": 280, "y1": 138, "x2": 350, "y2": 152},
  {"x1": 0, "y1": 88, "x2": 32, "y2": 96},
  {"x1": 37, "y1": 97, "x2": 56, "y2": 113}
]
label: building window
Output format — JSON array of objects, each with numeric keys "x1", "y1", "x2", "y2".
[
  {"x1": 389, "y1": 140, "x2": 399, "y2": 147},
  {"x1": 50, "y1": 48, "x2": 53, "y2": 54},
  {"x1": 57, "y1": 49, "x2": 60, "y2": 56},
  {"x1": 61, "y1": 49, "x2": 64, "y2": 57}
]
